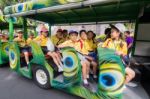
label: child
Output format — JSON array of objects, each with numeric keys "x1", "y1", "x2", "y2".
[
  {"x1": 51, "y1": 29, "x2": 64, "y2": 46},
  {"x1": 58, "y1": 30, "x2": 90, "y2": 86},
  {"x1": 27, "y1": 33, "x2": 34, "y2": 45},
  {"x1": 34, "y1": 27, "x2": 63, "y2": 72},
  {"x1": 79, "y1": 30, "x2": 98, "y2": 79},
  {"x1": 1, "y1": 34, "x2": 8, "y2": 42},
  {"x1": 13, "y1": 30, "x2": 30, "y2": 65},
  {"x1": 102, "y1": 24, "x2": 135, "y2": 85}
]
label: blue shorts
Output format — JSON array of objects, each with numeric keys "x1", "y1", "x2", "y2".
[
  {"x1": 88, "y1": 52, "x2": 97, "y2": 61},
  {"x1": 20, "y1": 46, "x2": 31, "y2": 53}
]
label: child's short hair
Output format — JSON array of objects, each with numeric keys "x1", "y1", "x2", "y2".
[
  {"x1": 69, "y1": 30, "x2": 78, "y2": 36},
  {"x1": 79, "y1": 30, "x2": 86, "y2": 36},
  {"x1": 29, "y1": 33, "x2": 34, "y2": 36},
  {"x1": 63, "y1": 29, "x2": 68, "y2": 33},
  {"x1": 125, "y1": 31, "x2": 131, "y2": 35}
]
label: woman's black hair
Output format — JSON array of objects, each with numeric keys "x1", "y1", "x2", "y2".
[
  {"x1": 87, "y1": 30, "x2": 96, "y2": 43},
  {"x1": 63, "y1": 29, "x2": 68, "y2": 33},
  {"x1": 104, "y1": 28, "x2": 111, "y2": 41},
  {"x1": 104, "y1": 28, "x2": 111, "y2": 35},
  {"x1": 79, "y1": 30, "x2": 86, "y2": 36},
  {"x1": 125, "y1": 31, "x2": 130, "y2": 35}
]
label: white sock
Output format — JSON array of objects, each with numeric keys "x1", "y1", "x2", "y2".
[
  {"x1": 58, "y1": 66, "x2": 63, "y2": 72},
  {"x1": 93, "y1": 75, "x2": 97, "y2": 78},
  {"x1": 60, "y1": 62, "x2": 64, "y2": 67},
  {"x1": 83, "y1": 79, "x2": 88, "y2": 84}
]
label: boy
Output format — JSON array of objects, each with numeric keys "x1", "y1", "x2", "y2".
[
  {"x1": 13, "y1": 30, "x2": 30, "y2": 65},
  {"x1": 27, "y1": 33, "x2": 34, "y2": 45},
  {"x1": 79, "y1": 30, "x2": 98, "y2": 79},
  {"x1": 58, "y1": 30, "x2": 90, "y2": 86}
]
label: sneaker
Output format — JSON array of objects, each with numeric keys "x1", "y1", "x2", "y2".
[
  {"x1": 83, "y1": 83, "x2": 89, "y2": 88},
  {"x1": 93, "y1": 75, "x2": 97, "y2": 79},
  {"x1": 83, "y1": 79, "x2": 89, "y2": 87},
  {"x1": 58, "y1": 66, "x2": 63, "y2": 72},
  {"x1": 126, "y1": 82, "x2": 138, "y2": 87}
]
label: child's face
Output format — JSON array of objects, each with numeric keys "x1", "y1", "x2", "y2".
[
  {"x1": 30, "y1": 35, "x2": 34, "y2": 39},
  {"x1": 18, "y1": 33, "x2": 23, "y2": 38},
  {"x1": 42, "y1": 31, "x2": 48, "y2": 37},
  {"x1": 111, "y1": 28, "x2": 120, "y2": 39},
  {"x1": 87, "y1": 32, "x2": 94, "y2": 39},
  {"x1": 57, "y1": 32, "x2": 63, "y2": 39},
  {"x1": 124, "y1": 32, "x2": 129, "y2": 37},
  {"x1": 80, "y1": 32, "x2": 87, "y2": 40},
  {"x1": 0, "y1": 35, "x2": 2, "y2": 39},
  {"x1": 69, "y1": 33, "x2": 78, "y2": 42}
]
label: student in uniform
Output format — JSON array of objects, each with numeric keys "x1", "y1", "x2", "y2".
[
  {"x1": 0, "y1": 33, "x2": 2, "y2": 41},
  {"x1": 79, "y1": 30, "x2": 98, "y2": 79},
  {"x1": 1, "y1": 34, "x2": 8, "y2": 42},
  {"x1": 86, "y1": 31, "x2": 98, "y2": 78},
  {"x1": 62, "y1": 29, "x2": 69, "y2": 41},
  {"x1": 58, "y1": 30, "x2": 90, "y2": 86},
  {"x1": 34, "y1": 27, "x2": 63, "y2": 72},
  {"x1": 51, "y1": 29, "x2": 64, "y2": 46},
  {"x1": 13, "y1": 30, "x2": 30, "y2": 65},
  {"x1": 27, "y1": 33, "x2": 35, "y2": 45},
  {"x1": 102, "y1": 24, "x2": 135, "y2": 85}
]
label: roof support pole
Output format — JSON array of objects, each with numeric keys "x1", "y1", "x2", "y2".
[
  {"x1": 132, "y1": 18, "x2": 139, "y2": 56},
  {"x1": 23, "y1": 17, "x2": 27, "y2": 40},
  {"x1": 48, "y1": 24, "x2": 51, "y2": 36},
  {"x1": 9, "y1": 18, "x2": 14, "y2": 42}
]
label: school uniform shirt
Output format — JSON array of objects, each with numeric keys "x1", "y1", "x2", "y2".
[
  {"x1": 26, "y1": 38, "x2": 33, "y2": 45},
  {"x1": 13, "y1": 37, "x2": 26, "y2": 47},
  {"x1": 51, "y1": 35, "x2": 64, "y2": 46},
  {"x1": 102, "y1": 38, "x2": 127, "y2": 55},
  {"x1": 79, "y1": 39, "x2": 90, "y2": 55},
  {"x1": 59, "y1": 40, "x2": 80, "y2": 51},
  {"x1": 86, "y1": 39, "x2": 97, "y2": 52},
  {"x1": 34, "y1": 35, "x2": 48, "y2": 47}
]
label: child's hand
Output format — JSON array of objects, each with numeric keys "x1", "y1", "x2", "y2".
[{"x1": 115, "y1": 51, "x2": 123, "y2": 56}]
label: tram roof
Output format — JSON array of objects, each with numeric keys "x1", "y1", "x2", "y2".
[{"x1": 4, "y1": 0, "x2": 150, "y2": 24}]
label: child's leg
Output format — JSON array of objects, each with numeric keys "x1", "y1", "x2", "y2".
[
  {"x1": 23, "y1": 52, "x2": 29, "y2": 65},
  {"x1": 47, "y1": 52, "x2": 60, "y2": 66},
  {"x1": 81, "y1": 61, "x2": 88, "y2": 85},
  {"x1": 91, "y1": 61, "x2": 98, "y2": 78},
  {"x1": 47, "y1": 52, "x2": 63, "y2": 72},
  {"x1": 125, "y1": 67, "x2": 135, "y2": 84},
  {"x1": 53, "y1": 52, "x2": 62, "y2": 66},
  {"x1": 85, "y1": 60, "x2": 90, "y2": 79}
]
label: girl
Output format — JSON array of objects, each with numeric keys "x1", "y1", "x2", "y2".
[
  {"x1": 13, "y1": 31, "x2": 30, "y2": 65},
  {"x1": 34, "y1": 27, "x2": 63, "y2": 72},
  {"x1": 102, "y1": 24, "x2": 135, "y2": 85}
]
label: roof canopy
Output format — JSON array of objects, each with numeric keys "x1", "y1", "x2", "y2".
[
  {"x1": 4, "y1": 0, "x2": 150, "y2": 24},
  {"x1": 0, "y1": 15, "x2": 35, "y2": 30}
]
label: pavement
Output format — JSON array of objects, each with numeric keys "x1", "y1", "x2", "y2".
[
  {"x1": 0, "y1": 66, "x2": 149, "y2": 99},
  {"x1": 0, "y1": 67, "x2": 81, "y2": 99}
]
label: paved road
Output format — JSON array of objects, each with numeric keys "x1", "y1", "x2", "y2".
[
  {"x1": 0, "y1": 67, "x2": 81, "y2": 99},
  {"x1": 0, "y1": 66, "x2": 149, "y2": 99}
]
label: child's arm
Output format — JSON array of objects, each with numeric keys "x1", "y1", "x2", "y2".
[{"x1": 57, "y1": 40, "x2": 72, "y2": 48}]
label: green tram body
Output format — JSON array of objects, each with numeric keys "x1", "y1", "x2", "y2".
[
  {"x1": 0, "y1": 42, "x2": 9, "y2": 65},
  {"x1": 3, "y1": 0, "x2": 150, "y2": 99},
  {"x1": 0, "y1": 15, "x2": 36, "y2": 66}
]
